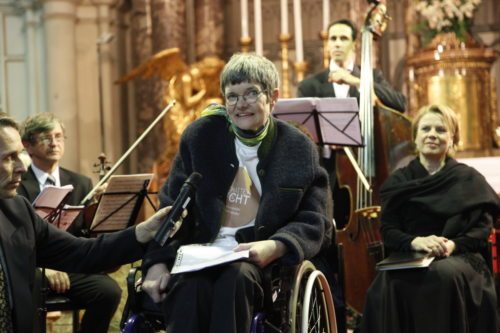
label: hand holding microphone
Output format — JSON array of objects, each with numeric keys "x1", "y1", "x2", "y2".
[{"x1": 154, "y1": 172, "x2": 202, "y2": 246}]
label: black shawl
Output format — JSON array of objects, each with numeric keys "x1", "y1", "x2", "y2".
[{"x1": 380, "y1": 158, "x2": 500, "y2": 252}]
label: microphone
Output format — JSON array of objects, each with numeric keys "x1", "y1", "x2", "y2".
[{"x1": 154, "y1": 172, "x2": 202, "y2": 246}]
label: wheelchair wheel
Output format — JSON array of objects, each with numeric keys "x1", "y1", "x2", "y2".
[
  {"x1": 121, "y1": 313, "x2": 160, "y2": 333},
  {"x1": 288, "y1": 261, "x2": 337, "y2": 333}
]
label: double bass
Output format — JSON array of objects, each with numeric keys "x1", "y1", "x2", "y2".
[{"x1": 335, "y1": 2, "x2": 413, "y2": 314}]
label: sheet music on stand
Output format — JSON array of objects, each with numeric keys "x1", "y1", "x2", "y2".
[
  {"x1": 273, "y1": 97, "x2": 363, "y2": 147},
  {"x1": 33, "y1": 185, "x2": 82, "y2": 231},
  {"x1": 90, "y1": 174, "x2": 155, "y2": 233}
]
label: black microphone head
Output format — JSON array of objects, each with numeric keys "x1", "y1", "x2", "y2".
[{"x1": 185, "y1": 172, "x2": 202, "y2": 188}]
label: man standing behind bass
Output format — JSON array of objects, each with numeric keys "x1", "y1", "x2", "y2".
[
  {"x1": 297, "y1": 18, "x2": 407, "y2": 333},
  {"x1": 297, "y1": 18, "x2": 406, "y2": 232},
  {"x1": 297, "y1": 19, "x2": 405, "y2": 111},
  {"x1": 17, "y1": 113, "x2": 121, "y2": 333}
]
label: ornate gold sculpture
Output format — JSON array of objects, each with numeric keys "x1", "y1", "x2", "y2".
[
  {"x1": 407, "y1": 33, "x2": 499, "y2": 155},
  {"x1": 116, "y1": 48, "x2": 224, "y2": 186}
]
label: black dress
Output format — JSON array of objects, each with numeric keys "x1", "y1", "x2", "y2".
[{"x1": 361, "y1": 158, "x2": 500, "y2": 333}]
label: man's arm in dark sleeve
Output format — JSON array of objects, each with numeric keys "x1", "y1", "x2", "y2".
[
  {"x1": 297, "y1": 76, "x2": 319, "y2": 98},
  {"x1": 373, "y1": 69, "x2": 406, "y2": 113},
  {"x1": 297, "y1": 81, "x2": 310, "y2": 97}
]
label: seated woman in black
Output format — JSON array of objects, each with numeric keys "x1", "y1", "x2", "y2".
[
  {"x1": 361, "y1": 104, "x2": 499, "y2": 333},
  {"x1": 140, "y1": 53, "x2": 331, "y2": 333}
]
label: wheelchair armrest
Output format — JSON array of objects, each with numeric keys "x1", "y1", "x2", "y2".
[
  {"x1": 121, "y1": 267, "x2": 165, "y2": 331},
  {"x1": 260, "y1": 262, "x2": 299, "y2": 317},
  {"x1": 261, "y1": 262, "x2": 282, "y2": 311},
  {"x1": 126, "y1": 267, "x2": 142, "y2": 312},
  {"x1": 126, "y1": 267, "x2": 164, "y2": 314}
]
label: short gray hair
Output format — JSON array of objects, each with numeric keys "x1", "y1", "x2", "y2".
[
  {"x1": 21, "y1": 113, "x2": 65, "y2": 143},
  {"x1": 220, "y1": 53, "x2": 279, "y2": 99}
]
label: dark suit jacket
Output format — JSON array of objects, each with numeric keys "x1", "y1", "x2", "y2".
[
  {"x1": 0, "y1": 196, "x2": 144, "y2": 332},
  {"x1": 297, "y1": 67, "x2": 406, "y2": 112},
  {"x1": 17, "y1": 166, "x2": 93, "y2": 235}
]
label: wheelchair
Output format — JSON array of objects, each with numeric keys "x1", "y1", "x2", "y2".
[{"x1": 120, "y1": 260, "x2": 337, "y2": 333}]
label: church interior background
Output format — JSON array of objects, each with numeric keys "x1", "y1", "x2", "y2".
[{"x1": 1, "y1": 0, "x2": 499, "y2": 331}]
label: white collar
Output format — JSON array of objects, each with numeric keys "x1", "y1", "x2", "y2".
[
  {"x1": 31, "y1": 163, "x2": 61, "y2": 187},
  {"x1": 329, "y1": 57, "x2": 355, "y2": 72}
]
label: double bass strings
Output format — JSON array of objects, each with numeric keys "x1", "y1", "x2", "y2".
[{"x1": 358, "y1": 28, "x2": 375, "y2": 209}]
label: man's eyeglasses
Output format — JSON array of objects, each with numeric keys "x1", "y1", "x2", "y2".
[
  {"x1": 34, "y1": 134, "x2": 66, "y2": 145},
  {"x1": 225, "y1": 90, "x2": 265, "y2": 106}
]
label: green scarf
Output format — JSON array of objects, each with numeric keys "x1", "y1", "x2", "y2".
[{"x1": 201, "y1": 103, "x2": 270, "y2": 147}]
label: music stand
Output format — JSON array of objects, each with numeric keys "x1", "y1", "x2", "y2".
[
  {"x1": 273, "y1": 97, "x2": 363, "y2": 147},
  {"x1": 33, "y1": 185, "x2": 83, "y2": 232},
  {"x1": 90, "y1": 174, "x2": 157, "y2": 233},
  {"x1": 274, "y1": 97, "x2": 371, "y2": 191}
]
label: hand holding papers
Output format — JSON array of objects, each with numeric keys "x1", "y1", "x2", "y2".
[
  {"x1": 171, "y1": 244, "x2": 250, "y2": 274},
  {"x1": 33, "y1": 185, "x2": 82, "y2": 231},
  {"x1": 171, "y1": 229, "x2": 250, "y2": 274}
]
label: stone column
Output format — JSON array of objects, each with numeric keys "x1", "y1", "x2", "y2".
[
  {"x1": 125, "y1": 0, "x2": 165, "y2": 173},
  {"x1": 127, "y1": 0, "x2": 188, "y2": 173},
  {"x1": 22, "y1": 3, "x2": 46, "y2": 115},
  {"x1": 73, "y1": 2, "x2": 101, "y2": 178},
  {"x1": 41, "y1": 0, "x2": 79, "y2": 171},
  {"x1": 94, "y1": 0, "x2": 121, "y2": 171},
  {"x1": 195, "y1": 0, "x2": 224, "y2": 59},
  {"x1": 151, "y1": 0, "x2": 186, "y2": 52}
]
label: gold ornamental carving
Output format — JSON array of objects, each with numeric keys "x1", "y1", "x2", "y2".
[
  {"x1": 116, "y1": 48, "x2": 224, "y2": 187},
  {"x1": 407, "y1": 33, "x2": 499, "y2": 155},
  {"x1": 279, "y1": 33, "x2": 292, "y2": 98}
]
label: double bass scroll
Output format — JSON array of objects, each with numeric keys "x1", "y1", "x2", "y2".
[{"x1": 82, "y1": 153, "x2": 111, "y2": 230}]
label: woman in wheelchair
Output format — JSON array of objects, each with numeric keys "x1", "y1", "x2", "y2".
[
  {"x1": 140, "y1": 53, "x2": 332, "y2": 333},
  {"x1": 361, "y1": 104, "x2": 500, "y2": 333}
]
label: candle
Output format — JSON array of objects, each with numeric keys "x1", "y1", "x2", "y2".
[
  {"x1": 280, "y1": 0, "x2": 288, "y2": 35},
  {"x1": 254, "y1": 0, "x2": 263, "y2": 55},
  {"x1": 293, "y1": 0, "x2": 303, "y2": 62},
  {"x1": 241, "y1": 0, "x2": 249, "y2": 38},
  {"x1": 322, "y1": 0, "x2": 330, "y2": 32}
]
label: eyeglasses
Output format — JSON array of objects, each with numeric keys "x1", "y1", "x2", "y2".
[
  {"x1": 34, "y1": 134, "x2": 66, "y2": 145},
  {"x1": 225, "y1": 90, "x2": 265, "y2": 106}
]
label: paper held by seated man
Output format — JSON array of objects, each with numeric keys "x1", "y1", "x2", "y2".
[
  {"x1": 33, "y1": 184, "x2": 82, "y2": 231},
  {"x1": 171, "y1": 166, "x2": 259, "y2": 274}
]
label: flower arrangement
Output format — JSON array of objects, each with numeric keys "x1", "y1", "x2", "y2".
[{"x1": 415, "y1": 0, "x2": 482, "y2": 44}]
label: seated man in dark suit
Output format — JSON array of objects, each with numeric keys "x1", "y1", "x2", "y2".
[
  {"x1": 0, "y1": 114, "x2": 167, "y2": 332},
  {"x1": 17, "y1": 113, "x2": 119, "y2": 333}
]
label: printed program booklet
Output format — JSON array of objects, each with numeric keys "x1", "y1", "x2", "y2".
[
  {"x1": 376, "y1": 251, "x2": 435, "y2": 271},
  {"x1": 171, "y1": 244, "x2": 250, "y2": 274}
]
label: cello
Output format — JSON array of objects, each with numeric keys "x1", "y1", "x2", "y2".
[{"x1": 335, "y1": 2, "x2": 414, "y2": 314}]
